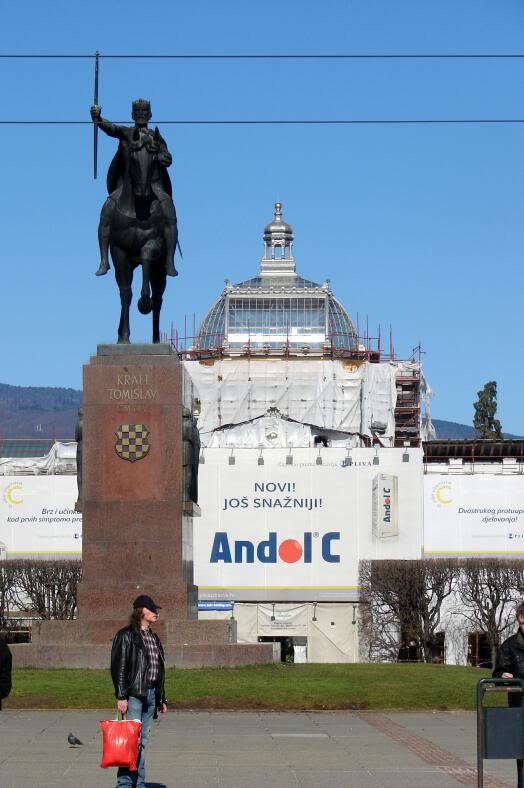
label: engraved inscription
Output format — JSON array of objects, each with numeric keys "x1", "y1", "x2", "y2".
[{"x1": 108, "y1": 373, "x2": 158, "y2": 401}]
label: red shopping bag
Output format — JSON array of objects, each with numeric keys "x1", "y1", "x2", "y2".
[{"x1": 100, "y1": 714, "x2": 142, "y2": 770}]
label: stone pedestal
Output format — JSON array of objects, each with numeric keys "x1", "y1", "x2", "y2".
[
  {"x1": 11, "y1": 345, "x2": 276, "y2": 668},
  {"x1": 77, "y1": 343, "x2": 196, "y2": 621}
]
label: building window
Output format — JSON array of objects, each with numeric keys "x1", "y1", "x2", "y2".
[{"x1": 227, "y1": 297, "x2": 327, "y2": 347}]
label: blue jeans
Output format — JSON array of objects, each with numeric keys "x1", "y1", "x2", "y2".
[{"x1": 116, "y1": 688, "x2": 156, "y2": 788}]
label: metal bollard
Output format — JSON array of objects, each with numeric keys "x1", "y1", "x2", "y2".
[{"x1": 477, "y1": 677, "x2": 524, "y2": 788}]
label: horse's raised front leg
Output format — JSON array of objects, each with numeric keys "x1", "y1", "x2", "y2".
[
  {"x1": 151, "y1": 263, "x2": 167, "y2": 344},
  {"x1": 137, "y1": 256, "x2": 153, "y2": 315},
  {"x1": 95, "y1": 198, "x2": 114, "y2": 276},
  {"x1": 111, "y1": 245, "x2": 134, "y2": 344},
  {"x1": 160, "y1": 199, "x2": 178, "y2": 278}
]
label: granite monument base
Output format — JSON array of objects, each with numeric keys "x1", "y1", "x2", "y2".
[{"x1": 11, "y1": 345, "x2": 276, "y2": 668}]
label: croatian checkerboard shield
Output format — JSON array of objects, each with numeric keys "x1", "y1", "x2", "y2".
[{"x1": 114, "y1": 424, "x2": 150, "y2": 462}]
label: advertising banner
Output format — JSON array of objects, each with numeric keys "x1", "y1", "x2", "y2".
[
  {"x1": 0, "y1": 476, "x2": 82, "y2": 557},
  {"x1": 424, "y1": 474, "x2": 524, "y2": 556},
  {"x1": 194, "y1": 447, "x2": 423, "y2": 601}
]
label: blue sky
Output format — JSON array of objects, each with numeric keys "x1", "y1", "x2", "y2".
[{"x1": 1, "y1": 1, "x2": 523, "y2": 433}]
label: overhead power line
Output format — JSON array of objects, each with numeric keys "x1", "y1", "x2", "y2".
[
  {"x1": 1, "y1": 118, "x2": 523, "y2": 125},
  {"x1": 1, "y1": 53, "x2": 524, "y2": 59}
]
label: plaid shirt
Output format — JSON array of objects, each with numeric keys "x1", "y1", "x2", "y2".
[{"x1": 140, "y1": 627, "x2": 160, "y2": 683}]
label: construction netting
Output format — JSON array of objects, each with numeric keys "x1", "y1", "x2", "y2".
[
  {"x1": 183, "y1": 358, "x2": 430, "y2": 448},
  {"x1": 420, "y1": 370, "x2": 437, "y2": 442},
  {"x1": 0, "y1": 442, "x2": 77, "y2": 475}
]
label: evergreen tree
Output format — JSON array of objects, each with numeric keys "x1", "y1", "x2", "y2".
[{"x1": 473, "y1": 381, "x2": 503, "y2": 439}]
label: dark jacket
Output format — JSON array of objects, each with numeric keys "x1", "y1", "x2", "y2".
[
  {"x1": 110, "y1": 626, "x2": 167, "y2": 711},
  {"x1": 0, "y1": 637, "x2": 12, "y2": 710},
  {"x1": 493, "y1": 629, "x2": 524, "y2": 706}
]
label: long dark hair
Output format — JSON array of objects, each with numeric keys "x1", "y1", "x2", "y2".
[{"x1": 129, "y1": 607, "x2": 144, "y2": 629}]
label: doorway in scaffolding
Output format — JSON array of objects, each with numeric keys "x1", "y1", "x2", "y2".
[{"x1": 258, "y1": 636, "x2": 307, "y2": 663}]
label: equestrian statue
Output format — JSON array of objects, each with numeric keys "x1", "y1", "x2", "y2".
[{"x1": 90, "y1": 99, "x2": 179, "y2": 344}]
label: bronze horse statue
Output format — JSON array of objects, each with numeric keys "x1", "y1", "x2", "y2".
[{"x1": 91, "y1": 99, "x2": 179, "y2": 344}]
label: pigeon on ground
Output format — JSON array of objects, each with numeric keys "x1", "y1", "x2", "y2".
[{"x1": 67, "y1": 733, "x2": 83, "y2": 746}]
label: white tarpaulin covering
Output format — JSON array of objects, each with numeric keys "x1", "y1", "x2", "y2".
[
  {"x1": 420, "y1": 370, "x2": 437, "y2": 441},
  {"x1": 258, "y1": 603, "x2": 308, "y2": 635},
  {"x1": 205, "y1": 416, "x2": 315, "y2": 449},
  {"x1": 199, "y1": 604, "x2": 260, "y2": 645},
  {"x1": 0, "y1": 442, "x2": 77, "y2": 476},
  {"x1": 361, "y1": 362, "x2": 398, "y2": 441},
  {"x1": 307, "y1": 603, "x2": 357, "y2": 662},
  {"x1": 199, "y1": 602, "x2": 359, "y2": 662},
  {"x1": 183, "y1": 358, "x2": 421, "y2": 448}
]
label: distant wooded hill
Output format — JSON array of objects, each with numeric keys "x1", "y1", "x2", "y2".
[
  {"x1": 432, "y1": 419, "x2": 477, "y2": 439},
  {"x1": 0, "y1": 382, "x2": 81, "y2": 438},
  {"x1": 0, "y1": 382, "x2": 518, "y2": 440},
  {"x1": 432, "y1": 419, "x2": 520, "y2": 440}
]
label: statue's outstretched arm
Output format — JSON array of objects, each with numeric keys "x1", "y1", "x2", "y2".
[
  {"x1": 99, "y1": 118, "x2": 127, "y2": 139},
  {"x1": 90, "y1": 106, "x2": 127, "y2": 140}
]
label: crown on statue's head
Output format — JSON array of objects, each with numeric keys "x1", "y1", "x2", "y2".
[{"x1": 132, "y1": 98, "x2": 151, "y2": 112}]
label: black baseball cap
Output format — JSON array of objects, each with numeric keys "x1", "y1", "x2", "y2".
[{"x1": 132, "y1": 594, "x2": 162, "y2": 612}]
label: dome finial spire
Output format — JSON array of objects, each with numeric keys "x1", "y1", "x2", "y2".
[{"x1": 261, "y1": 201, "x2": 295, "y2": 276}]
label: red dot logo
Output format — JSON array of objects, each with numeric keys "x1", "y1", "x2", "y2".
[{"x1": 278, "y1": 539, "x2": 303, "y2": 563}]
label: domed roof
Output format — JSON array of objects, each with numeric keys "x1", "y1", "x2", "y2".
[
  {"x1": 196, "y1": 294, "x2": 226, "y2": 347},
  {"x1": 195, "y1": 203, "x2": 357, "y2": 353},
  {"x1": 233, "y1": 274, "x2": 321, "y2": 290}
]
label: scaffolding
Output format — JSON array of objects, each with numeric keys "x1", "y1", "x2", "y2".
[
  {"x1": 170, "y1": 327, "x2": 428, "y2": 449},
  {"x1": 162, "y1": 202, "x2": 430, "y2": 447}
]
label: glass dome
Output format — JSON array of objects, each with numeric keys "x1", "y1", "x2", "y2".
[{"x1": 195, "y1": 204, "x2": 358, "y2": 353}]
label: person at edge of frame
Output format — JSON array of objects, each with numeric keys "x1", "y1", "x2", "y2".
[
  {"x1": 492, "y1": 600, "x2": 524, "y2": 707},
  {"x1": 0, "y1": 635, "x2": 12, "y2": 710},
  {"x1": 110, "y1": 595, "x2": 168, "y2": 787}
]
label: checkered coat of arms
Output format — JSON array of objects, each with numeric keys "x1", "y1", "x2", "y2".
[{"x1": 114, "y1": 424, "x2": 150, "y2": 463}]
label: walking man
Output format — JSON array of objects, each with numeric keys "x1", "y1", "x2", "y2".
[
  {"x1": 0, "y1": 635, "x2": 12, "y2": 710},
  {"x1": 493, "y1": 600, "x2": 524, "y2": 704},
  {"x1": 110, "y1": 595, "x2": 168, "y2": 787},
  {"x1": 493, "y1": 603, "x2": 524, "y2": 785}
]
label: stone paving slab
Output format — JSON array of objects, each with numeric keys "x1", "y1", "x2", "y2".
[{"x1": 0, "y1": 709, "x2": 519, "y2": 787}]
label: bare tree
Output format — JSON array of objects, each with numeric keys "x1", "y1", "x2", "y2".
[
  {"x1": 359, "y1": 560, "x2": 402, "y2": 661},
  {"x1": 507, "y1": 563, "x2": 524, "y2": 603},
  {"x1": 359, "y1": 559, "x2": 459, "y2": 663},
  {"x1": 456, "y1": 558, "x2": 518, "y2": 667},
  {"x1": 417, "y1": 559, "x2": 459, "y2": 663},
  {"x1": 0, "y1": 562, "x2": 16, "y2": 630},
  {"x1": 11, "y1": 560, "x2": 82, "y2": 620}
]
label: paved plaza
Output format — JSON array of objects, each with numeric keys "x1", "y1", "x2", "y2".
[{"x1": 0, "y1": 708, "x2": 519, "y2": 788}]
